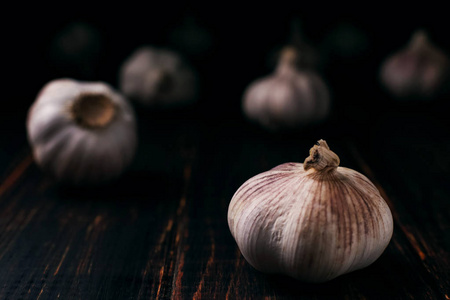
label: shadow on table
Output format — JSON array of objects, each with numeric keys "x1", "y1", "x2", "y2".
[
  {"x1": 53, "y1": 170, "x2": 184, "y2": 209},
  {"x1": 262, "y1": 254, "x2": 435, "y2": 299}
]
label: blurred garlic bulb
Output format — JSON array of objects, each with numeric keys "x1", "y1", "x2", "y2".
[
  {"x1": 169, "y1": 15, "x2": 212, "y2": 56},
  {"x1": 242, "y1": 46, "x2": 330, "y2": 130},
  {"x1": 119, "y1": 46, "x2": 198, "y2": 107},
  {"x1": 27, "y1": 79, "x2": 137, "y2": 185},
  {"x1": 321, "y1": 23, "x2": 369, "y2": 61},
  {"x1": 228, "y1": 140, "x2": 393, "y2": 282},
  {"x1": 380, "y1": 30, "x2": 450, "y2": 99},
  {"x1": 49, "y1": 21, "x2": 102, "y2": 78}
]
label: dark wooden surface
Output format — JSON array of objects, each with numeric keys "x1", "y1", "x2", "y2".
[
  {"x1": 0, "y1": 106, "x2": 449, "y2": 299},
  {"x1": 2, "y1": 7, "x2": 450, "y2": 299}
]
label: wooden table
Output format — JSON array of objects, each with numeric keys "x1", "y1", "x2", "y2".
[{"x1": 0, "y1": 100, "x2": 449, "y2": 299}]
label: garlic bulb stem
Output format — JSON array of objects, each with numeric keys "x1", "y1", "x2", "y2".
[
  {"x1": 278, "y1": 46, "x2": 299, "y2": 68},
  {"x1": 69, "y1": 93, "x2": 117, "y2": 129},
  {"x1": 303, "y1": 139, "x2": 340, "y2": 172},
  {"x1": 410, "y1": 30, "x2": 428, "y2": 51}
]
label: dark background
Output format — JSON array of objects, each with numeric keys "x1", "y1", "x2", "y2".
[{"x1": 4, "y1": 5, "x2": 450, "y2": 136}]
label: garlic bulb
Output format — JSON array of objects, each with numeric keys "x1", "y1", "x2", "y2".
[
  {"x1": 169, "y1": 15, "x2": 212, "y2": 56},
  {"x1": 228, "y1": 140, "x2": 393, "y2": 282},
  {"x1": 27, "y1": 79, "x2": 137, "y2": 184},
  {"x1": 380, "y1": 30, "x2": 450, "y2": 99},
  {"x1": 243, "y1": 46, "x2": 330, "y2": 130},
  {"x1": 321, "y1": 23, "x2": 369, "y2": 60},
  {"x1": 119, "y1": 46, "x2": 198, "y2": 107},
  {"x1": 49, "y1": 21, "x2": 102, "y2": 78}
]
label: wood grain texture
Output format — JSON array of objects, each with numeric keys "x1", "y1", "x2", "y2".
[{"x1": 0, "y1": 113, "x2": 449, "y2": 299}]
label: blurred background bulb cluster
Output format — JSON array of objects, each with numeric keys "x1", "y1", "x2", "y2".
[{"x1": 4, "y1": 5, "x2": 450, "y2": 151}]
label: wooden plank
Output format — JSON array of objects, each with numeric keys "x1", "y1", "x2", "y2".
[
  {"x1": 0, "y1": 117, "x2": 199, "y2": 299},
  {"x1": 348, "y1": 138, "x2": 450, "y2": 300}
]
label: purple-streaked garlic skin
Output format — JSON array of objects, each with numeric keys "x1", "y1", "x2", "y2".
[
  {"x1": 119, "y1": 46, "x2": 198, "y2": 107},
  {"x1": 228, "y1": 140, "x2": 393, "y2": 283},
  {"x1": 243, "y1": 46, "x2": 330, "y2": 130},
  {"x1": 27, "y1": 79, "x2": 137, "y2": 185},
  {"x1": 380, "y1": 30, "x2": 450, "y2": 99}
]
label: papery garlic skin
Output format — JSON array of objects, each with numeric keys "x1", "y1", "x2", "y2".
[
  {"x1": 119, "y1": 46, "x2": 198, "y2": 107},
  {"x1": 228, "y1": 140, "x2": 393, "y2": 282},
  {"x1": 380, "y1": 30, "x2": 449, "y2": 99},
  {"x1": 27, "y1": 79, "x2": 137, "y2": 184},
  {"x1": 243, "y1": 47, "x2": 330, "y2": 130}
]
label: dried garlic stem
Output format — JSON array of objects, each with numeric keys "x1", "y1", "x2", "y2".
[
  {"x1": 70, "y1": 93, "x2": 117, "y2": 129},
  {"x1": 303, "y1": 139, "x2": 340, "y2": 172},
  {"x1": 410, "y1": 30, "x2": 428, "y2": 52},
  {"x1": 279, "y1": 46, "x2": 299, "y2": 66}
]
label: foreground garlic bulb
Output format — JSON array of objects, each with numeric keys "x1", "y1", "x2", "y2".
[
  {"x1": 119, "y1": 46, "x2": 198, "y2": 107},
  {"x1": 243, "y1": 46, "x2": 330, "y2": 130},
  {"x1": 228, "y1": 140, "x2": 393, "y2": 282},
  {"x1": 27, "y1": 79, "x2": 137, "y2": 184},
  {"x1": 380, "y1": 30, "x2": 450, "y2": 99}
]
